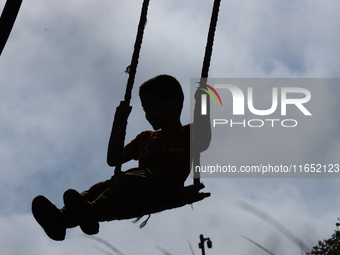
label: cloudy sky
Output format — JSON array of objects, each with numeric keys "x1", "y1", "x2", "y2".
[{"x1": 1, "y1": 0, "x2": 340, "y2": 254}]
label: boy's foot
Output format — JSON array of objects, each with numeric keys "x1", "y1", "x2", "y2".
[
  {"x1": 63, "y1": 189, "x2": 99, "y2": 235},
  {"x1": 31, "y1": 195, "x2": 66, "y2": 241}
]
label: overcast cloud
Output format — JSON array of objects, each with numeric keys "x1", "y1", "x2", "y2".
[{"x1": 1, "y1": 0, "x2": 340, "y2": 254}]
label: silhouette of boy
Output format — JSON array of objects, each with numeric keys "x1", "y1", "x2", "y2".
[{"x1": 32, "y1": 75, "x2": 190, "y2": 241}]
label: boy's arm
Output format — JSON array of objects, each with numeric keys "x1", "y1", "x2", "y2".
[{"x1": 107, "y1": 101, "x2": 133, "y2": 167}]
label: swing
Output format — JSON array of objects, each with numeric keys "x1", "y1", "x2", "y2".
[
  {"x1": 112, "y1": 0, "x2": 221, "y2": 224},
  {"x1": 0, "y1": 0, "x2": 23, "y2": 57}
]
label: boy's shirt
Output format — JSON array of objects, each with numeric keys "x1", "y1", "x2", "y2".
[{"x1": 124, "y1": 124, "x2": 190, "y2": 184}]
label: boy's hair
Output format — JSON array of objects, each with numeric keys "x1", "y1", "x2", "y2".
[{"x1": 139, "y1": 74, "x2": 184, "y2": 114}]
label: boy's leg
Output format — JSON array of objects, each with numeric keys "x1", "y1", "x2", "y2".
[
  {"x1": 31, "y1": 170, "x2": 151, "y2": 241},
  {"x1": 59, "y1": 176, "x2": 117, "y2": 228},
  {"x1": 60, "y1": 172, "x2": 143, "y2": 233},
  {"x1": 38, "y1": 168, "x2": 168, "y2": 237},
  {"x1": 90, "y1": 169, "x2": 159, "y2": 222},
  {"x1": 32, "y1": 176, "x2": 117, "y2": 240},
  {"x1": 31, "y1": 195, "x2": 66, "y2": 241},
  {"x1": 80, "y1": 175, "x2": 117, "y2": 202},
  {"x1": 63, "y1": 189, "x2": 99, "y2": 235}
]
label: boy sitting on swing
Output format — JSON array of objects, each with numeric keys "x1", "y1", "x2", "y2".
[{"x1": 32, "y1": 74, "x2": 191, "y2": 241}]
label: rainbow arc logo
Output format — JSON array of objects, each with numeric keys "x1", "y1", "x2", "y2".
[
  {"x1": 197, "y1": 83, "x2": 222, "y2": 115},
  {"x1": 197, "y1": 82, "x2": 222, "y2": 106}
]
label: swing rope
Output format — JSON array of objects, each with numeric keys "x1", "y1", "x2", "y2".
[
  {"x1": 124, "y1": 0, "x2": 150, "y2": 105},
  {"x1": 193, "y1": 0, "x2": 221, "y2": 185},
  {"x1": 0, "y1": 0, "x2": 23, "y2": 57},
  {"x1": 114, "y1": 0, "x2": 150, "y2": 176},
  {"x1": 201, "y1": 0, "x2": 221, "y2": 79}
]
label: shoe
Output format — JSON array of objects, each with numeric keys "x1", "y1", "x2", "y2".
[
  {"x1": 63, "y1": 189, "x2": 99, "y2": 235},
  {"x1": 31, "y1": 195, "x2": 66, "y2": 241}
]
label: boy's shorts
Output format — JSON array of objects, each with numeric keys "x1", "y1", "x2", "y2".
[{"x1": 79, "y1": 165, "x2": 182, "y2": 222}]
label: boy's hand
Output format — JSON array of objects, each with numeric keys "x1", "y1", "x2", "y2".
[
  {"x1": 113, "y1": 101, "x2": 132, "y2": 128},
  {"x1": 107, "y1": 101, "x2": 132, "y2": 167}
]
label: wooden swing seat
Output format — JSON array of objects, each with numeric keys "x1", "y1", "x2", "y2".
[{"x1": 115, "y1": 183, "x2": 210, "y2": 221}]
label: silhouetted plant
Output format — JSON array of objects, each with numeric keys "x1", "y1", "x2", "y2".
[{"x1": 307, "y1": 219, "x2": 340, "y2": 255}]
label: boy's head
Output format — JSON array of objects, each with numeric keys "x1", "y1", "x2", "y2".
[
  {"x1": 139, "y1": 75, "x2": 184, "y2": 113},
  {"x1": 139, "y1": 75, "x2": 184, "y2": 130}
]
